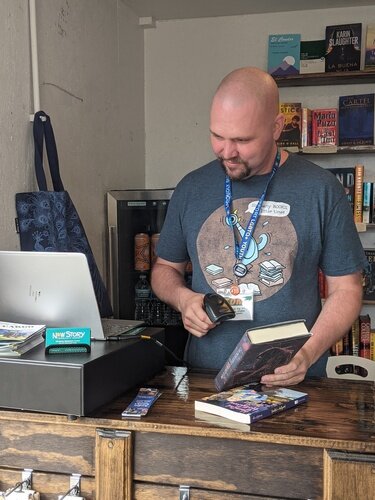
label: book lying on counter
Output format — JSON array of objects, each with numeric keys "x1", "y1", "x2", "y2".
[
  {"x1": 215, "y1": 320, "x2": 311, "y2": 391},
  {"x1": 195, "y1": 384, "x2": 308, "y2": 424},
  {"x1": 0, "y1": 321, "x2": 46, "y2": 357}
]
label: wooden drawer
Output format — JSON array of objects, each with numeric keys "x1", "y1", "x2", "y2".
[
  {"x1": 133, "y1": 432, "x2": 323, "y2": 499},
  {"x1": 0, "y1": 467, "x2": 95, "y2": 500}
]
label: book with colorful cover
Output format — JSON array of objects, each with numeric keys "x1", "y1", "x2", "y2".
[
  {"x1": 277, "y1": 102, "x2": 302, "y2": 149},
  {"x1": 338, "y1": 93, "x2": 375, "y2": 146},
  {"x1": 300, "y1": 39, "x2": 325, "y2": 74},
  {"x1": 363, "y1": 248, "x2": 375, "y2": 302},
  {"x1": 214, "y1": 320, "x2": 311, "y2": 392},
  {"x1": 268, "y1": 34, "x2": 301, "y2": 77},
  {"x1": 195, "y1": 384, "x2": 308, "y2": 424},
  {"x1": 364, "y1": 23, "x2": 375, "y2": 70},
  {"x1": 327, "y1": 167, "x2": 355, "y2": 213},
  {"x1": 311, "y1": 108, "x2": 337, "y2": 146},
  {"x1": 359, "y1": 314, "x2": 371, "y2": 359},
  {"x1": 0, "y1": 321, "x2": 46, "y2": 357},
  {"x1": 362, "y1": 181, "x2": 372, "y2": 224},
  {"x1": 354, "y1": 164, "x2": 364, "y2": 222},
  {"x1": 325, "y1": 23, "x2": 362, "y2": 72}
]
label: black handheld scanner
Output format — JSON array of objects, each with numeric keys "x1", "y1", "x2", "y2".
[{"x1": 203, "y1": 293, "x2": 235, "y2": 323}]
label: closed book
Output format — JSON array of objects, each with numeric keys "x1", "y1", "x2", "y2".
[
  {"x1": 362, "y1": 182, "x2": 372, "y2": 224},
  {"x1": 327, "y1": 167, "x2": 355, "y2": 213},
  {"x1": 363, "y1": 248, "x2": 375, "y2": 302},
  {"x1": 325, "y1": 23, "x2": 362, "y2": 72},
  {"x1": 364, "y1": 23, "x2": 375, "y2": 70},
  {"x1": 351, "y1": 317, "x2": 360, "y2": 357},
  {"x1": 359, "y1": 314, "x2": 371, "y2": 359},
  {"x1": 277, "y1": 103, "x2": 302, "y2": 149},
  {"x1": 214, "y1": 320, "x2": 311, "y2": 392},
  {"x1": 0, "y1": 321, "x2": 46, "y2": 357},
  {"x1": 300, "y1": 39, "x2": 325, "y2": 74},
  {"x1": 301, "y1": 108, "x2": 312, "y2": 148},
  {"x1": 311, "y1": 108, "x2": 337, "y2": 146},
  {"x1": 338, "y1": 94, "x2": 375, "y2": 146},
  {"x1": 268, "y1": 34, "x2": 301, "y2": 77},
  {"x1": 354, "y1": 164, "x2": 364, "y2": 223},
  {"x1": 195, "y1": 385, "x2": 308, "y2": 424}
]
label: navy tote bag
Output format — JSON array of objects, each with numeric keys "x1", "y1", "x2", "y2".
[{"x1": 15, "y1": 111, "x2": 113, "y2": 318}]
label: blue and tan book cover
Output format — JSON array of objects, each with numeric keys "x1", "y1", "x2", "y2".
[
  {"x1": 268, "y1": 34, "x2": 301, "y2": 76},
  {"x1": 365, "y1": 23, "x2": 375, "y2": 70},
  {"x1": 338, "y1": 93, "x2": 375, "y2": 146},
  {"x1": 325, "y1": 23, "x2": 362, "y2": 72}
]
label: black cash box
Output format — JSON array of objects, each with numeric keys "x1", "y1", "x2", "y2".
[{"x1": 0, "y1": 327, "x2": 165, "y2": 416}]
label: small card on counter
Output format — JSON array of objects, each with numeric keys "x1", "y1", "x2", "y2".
[{"x1": 122, "y1": 387, "x2": 161, "y2": 418}]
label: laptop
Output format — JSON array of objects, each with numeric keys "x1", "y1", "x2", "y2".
[{"x1": 0, "y1": 251, "x2": 144, "y2": 340}]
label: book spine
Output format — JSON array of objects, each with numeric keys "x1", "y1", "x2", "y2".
[
  {"x1": 359, "y1": 314, "x2": 371, "y2": 359},
  {"x1": 362, "y1": 182, "x2": 372, "y2": 224},
  {"x1": 214, "y1": 332, "x2": 251, "y2": 391},
  {"x1": 371, "y1": 329, "x2": 375, "y2": 361},
  {"x1": 301, "y1": 108, "x2": 312, "y2": 148},
  {"x1": 351, "y1": 317, "x2": 360, "y2": 357},
  {"x1": 354, "y1": 164, "x2": 364, "y2": 222}
]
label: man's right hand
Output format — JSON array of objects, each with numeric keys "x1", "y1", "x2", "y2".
[{"x1": 178, "y1": 288, "x2": 216, "y2": 337}]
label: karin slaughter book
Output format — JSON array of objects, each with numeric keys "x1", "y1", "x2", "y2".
[
  {"x1": 215, "y1": 320, "x2": 311, "y2": 392},
  {"x1": 195, "y1": 384, "x2": 308, "y2": 424}
]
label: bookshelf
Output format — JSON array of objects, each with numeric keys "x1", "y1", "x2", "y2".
[{"x1": 274, "y1": 70, "x2": 375, "y2": 87}]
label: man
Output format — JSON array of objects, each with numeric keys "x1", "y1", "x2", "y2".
[{"x1": 151, "y1": 66, "x2": 366, "y2": 386}]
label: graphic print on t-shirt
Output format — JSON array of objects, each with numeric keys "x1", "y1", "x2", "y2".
[{"x1": 197, "y1": 198, "x2": 298, "y2": 302}]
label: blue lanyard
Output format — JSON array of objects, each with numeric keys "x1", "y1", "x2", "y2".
[{"x1": 224, "y1": 150, "x2": 281, "y2": 263}]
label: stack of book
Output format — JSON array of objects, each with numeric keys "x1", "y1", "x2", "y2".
[{"x1": 0, "y1": 321, "x2": 46, "y2": 357}]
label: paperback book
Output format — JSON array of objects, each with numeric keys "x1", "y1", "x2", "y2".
[
  {"x1": 325, "y1": 23, "x2": 362, "y2": 72},
  {"x1": 300, "y1": 39, "x2": 325, "y2": 74},
  {"x1": 214, "y1": 320, "x2": 311, "y2": 392},
  {"x1": 195, "y1": 384, "x2": 308, "y2": 424},
  {"x1": 364, "y1": 23, "x2": 375, "y2": 70},
  {"x1": 311, "y1": 108, "x2": 337, "y2": 146},
  {"x1": 327, "y1": 167, "x2": 355, "y2": 213},
  {"x1": 277, "y1": 102, "x2": 302, "y2": 149},
  {"x1": 338, "y1": 93, "x2": 375, "y2": 146},
  {"x1": 0, "y1": 321, "x2": 46, "y2": 357},
  {"x1": 363, "y1": 248, "x2": 375, "y2": 302},
  {"x1": 301, "y1": 107, "x2": 312, "y2": 148},
  {"x1": 268, "y1": 34, "x2": 301, "y2": 77}
]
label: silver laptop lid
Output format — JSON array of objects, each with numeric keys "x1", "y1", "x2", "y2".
[{"x1": 0, "y1": 251, "x2": 107, "y2": 339}]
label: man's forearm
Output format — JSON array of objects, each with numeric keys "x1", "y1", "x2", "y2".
[{"x1": 151, "y1": 261, "x2": 190, "y2": 311}]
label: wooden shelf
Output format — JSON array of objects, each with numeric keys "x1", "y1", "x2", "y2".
[
  {"x1": 274, "y1": 70, "x2": 375, "y2": 87},
  {"x1": 284, "y1": 145, "x2": 375, "y2": 155}
]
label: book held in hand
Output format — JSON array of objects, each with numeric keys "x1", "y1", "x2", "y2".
[
  {"x1": 195, "y1": 384, "x2": 308, "y2": 424},
  {"x1": 215, "y1": 320, "x2": 311, "y2": 392}
]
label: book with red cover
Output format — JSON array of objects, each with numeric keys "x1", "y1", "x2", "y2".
[
  {"x1": 359, "y1": 314, "x2": 371, "y2": 359},
  {"x1": 195, "y1": 384, "x2": 308, "y2": 424},
  {"x1": 311, "y1": 108, "x2": 337, "y2": 146},
  {"x1": 214, "y1": 320, "x2": 311, "y2": 392}
]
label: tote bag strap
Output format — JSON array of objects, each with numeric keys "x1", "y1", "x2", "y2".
[{"x1": 33, "y1": 111, "x2": 65, "y2": 192}]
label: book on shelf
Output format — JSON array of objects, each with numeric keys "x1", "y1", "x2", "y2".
[
  {"x1": 364, "y1": 23, "x2": 375, "y2": 70},
  {"x1": 195, "y1": 384, "x2": 308, "y2": 424},
  {"x1": 301, "y1": 107, "x2": 312, "y2": 148},
  {"x1": 268, "y1": 34, "x2": 301, "y2": 77},
  {"x1": 351, "y1": 317, "x2": 360, "y2": 357},
  {"x1": 362, "y1": 181, "x2": 372, "y2": 224},
  {"x1": 300, "y1": 39, "x2": 325, "y2": 74},
  {"x1": 363, "y1": 248, "x2": 375, "y2": 302},
  {"x1": 311, "y1": 108, "x2": 337, "y2": 146},
  {"x1": 327, "y1": 167, "x2": 355, "y2": 213},
  {"x1": 359, "y1": 314, "x2": 371, "y2": 360},
  {"x1": 371, "y1": 330, "x2": 375, "y2": 361},
  {"x1": 338, "y1": 93, "x2": 375, "y2": 147},
  {"x1": 214, "y1": 319, "x2": 311, "y2": 392},
  {"x1": 0, "y1": 321, "x2": 45, "y2": 357},
  {"x1": 354, "y1": 163, "x2": 364, "y2": 223},
  {"x1": 277, "y1": 102, "x2": 302, "y2": 149},
  {"x1": 325, "y1": 23, "x2": 362, "y2": 72}
]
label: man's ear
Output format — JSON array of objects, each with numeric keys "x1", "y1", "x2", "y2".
[{"x1": 273, "y1": 113, "x2": 285, "y2": 141}]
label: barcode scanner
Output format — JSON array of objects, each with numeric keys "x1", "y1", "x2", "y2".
[{"x1": 203, "y1": 293, "x2": 236, "y2": 323}]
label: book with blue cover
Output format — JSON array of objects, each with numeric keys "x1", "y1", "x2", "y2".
[
  {"x1": 338, "y1": 93, "x2": 375, "y2": 146},
  {"x1": 365, "y1": 23, "x2": 375, "y2": 70},
  {"x1": 268, "y1": 34, "x2": 301, "y2": 76},
  {"x1": 195, "y1": 384, "x2": 308, "y2": 424}
]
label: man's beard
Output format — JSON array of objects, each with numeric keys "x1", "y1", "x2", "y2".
[{"x1": 219, "y1": 157, "x2": 252, "y2": 181}]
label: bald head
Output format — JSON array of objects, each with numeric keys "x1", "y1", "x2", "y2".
[{"x1": 212, "y1": 67, "x2": 280, "y2": 118}]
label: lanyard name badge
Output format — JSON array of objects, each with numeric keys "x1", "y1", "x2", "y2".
[
  {"x1": 224, "y1": 150, "x2": 281, "y2": 279},
  {"x1": 221, "y1": 151, "x2": 281, "y2": 321}
]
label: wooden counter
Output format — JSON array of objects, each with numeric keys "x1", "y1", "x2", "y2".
[{"x1": 0, "y1": 367, "x2": 373, "y2": 499}]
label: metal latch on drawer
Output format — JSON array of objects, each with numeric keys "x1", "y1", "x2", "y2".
[
  {"x1": 0, "y1": 492, "x2": 40, "y2": 499},
  {"x1": 179, "y1": 485, "x2": 190, "y2": 500}
]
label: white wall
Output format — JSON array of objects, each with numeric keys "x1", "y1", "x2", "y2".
[
  {"x1": 0, "y1": 0, "x2": 145, "y2": 276},
  {"x1": 144, "y1": 6, "x2": 375, "y2": 188}
]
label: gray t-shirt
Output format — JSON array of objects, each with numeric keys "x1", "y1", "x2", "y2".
[{"x1": 157, "y1": 154, "x2": 366, "y2": 373}]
